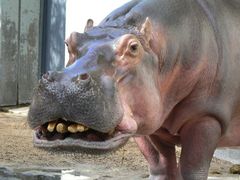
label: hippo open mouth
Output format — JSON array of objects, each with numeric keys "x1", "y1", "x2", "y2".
[
  {"x1": 33, "y1": 118, "x2": 130, "y2": 151},
  {"x1": 28, "y1": 70, "x2": 133, "y2": 151}
]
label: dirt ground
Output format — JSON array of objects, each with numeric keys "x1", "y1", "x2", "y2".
[{"x1": 0, "y1": 107, "x2": 237, "y2": 179}]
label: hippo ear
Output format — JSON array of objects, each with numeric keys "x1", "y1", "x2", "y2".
[
  {"x1": 140, "y1": 17, "x2": 153, "y2": 43},
  {"x1": 84, "y1": 19, "x2": 94, "y2": 32}
]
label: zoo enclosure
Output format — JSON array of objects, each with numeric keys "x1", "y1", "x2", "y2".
[{"x1": 0, "y1": 0, "x2": 66, "y2": 106}]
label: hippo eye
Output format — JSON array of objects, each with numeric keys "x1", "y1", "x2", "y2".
[{"x1": 129, "y1": 41, "x2": 139, "y2": 55}]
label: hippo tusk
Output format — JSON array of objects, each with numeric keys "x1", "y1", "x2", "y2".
[
  {"x1": 47, "y1": 121, "x2": 57, "y2": 132},
  {"x1": 56, "y1": 123, "x2": 68, "y2": 133},
  {"x1": 77, "y1": 124, "x2": 88, "y2": 132},
  {"x1": 68, "y1": 124, "x2": 78, "y2": 133}
]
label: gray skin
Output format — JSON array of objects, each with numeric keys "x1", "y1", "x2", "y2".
[{"x1": 28, "y1": 0, "x2": 240, "y2": 179}]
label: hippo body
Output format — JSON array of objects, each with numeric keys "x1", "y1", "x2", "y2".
[{"x1": 28, "y1": 0, "x2": 240, "y2": 179}]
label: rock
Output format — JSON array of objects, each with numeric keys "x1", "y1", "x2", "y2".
[
  {"x1": 0, "y1": 108, "x2": 9, "y2": 113},
  {"x1": 229, "y1": 164, "x2": 240, "y2": 174}
]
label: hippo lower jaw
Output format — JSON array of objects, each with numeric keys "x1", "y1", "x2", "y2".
[
  {"x1": 32, "y1": 112, "x2": 137, "y2": 152},
  {"x1": 33, "y1": 128, "x2": 130, "y2": 151}
]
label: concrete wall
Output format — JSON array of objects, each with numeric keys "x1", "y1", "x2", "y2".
[
  {"x1": 0, "y1": 0, "x2": 42, "y2": 106},
  {"x1": 0, "y1": 0, "x2": 65, "y2": 106},
  {"x1": 0, "y1": 0, "x2": 20, "y2": 106},
  {"x1": 18, "y1": 0, "x2": 42, "y2": 104}
]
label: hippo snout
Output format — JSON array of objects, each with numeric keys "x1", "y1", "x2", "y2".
[
  {"x1": 28, "y1": 65, "x2": 129, "y2": 151},
  {"x1": 28, "y1": 70, "x2": 123, "y2": 135}
]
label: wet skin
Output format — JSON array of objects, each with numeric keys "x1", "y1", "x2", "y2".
[{"x1": 28, "y1": 0, "x2": 240, "y2": 179}]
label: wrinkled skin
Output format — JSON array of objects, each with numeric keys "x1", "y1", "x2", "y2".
[{"x1": 28, "y1": 0, "x2": 240, "y2": 179}]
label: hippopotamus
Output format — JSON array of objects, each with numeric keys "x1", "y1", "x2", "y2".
[{"x1": 28, "y1": 0, "x2": 240, "y2": 179}]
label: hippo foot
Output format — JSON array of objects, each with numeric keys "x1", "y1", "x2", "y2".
[{"x1": 32, "y1": 118, "x2": 130, "y2": 152}]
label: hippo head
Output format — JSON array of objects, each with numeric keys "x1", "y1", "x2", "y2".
[{"x1": 28, "y1": 18, "x2": 160, "y2": 152}]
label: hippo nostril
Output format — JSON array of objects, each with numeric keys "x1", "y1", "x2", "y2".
[
  {"x1": 80, "y1": 73, "x2": 89, "y2": 80},
  {"x1": 74, "y1": 73, "x2": 90, "y2": 83}
]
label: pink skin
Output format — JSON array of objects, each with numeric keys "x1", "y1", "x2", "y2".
[
  {"x1": 110, "y1": 21, "x2": 182, "y2": 179},
  {"x1": 116, "y1": 101, "x2": 137, "y2": 134},
  {"x1": 109, "y1": 18, "x2": 240, "y2": 180},
  {"x1": 113, "y1": 32, "x2": 163, "y2": 135},
  {"x1": 65, "y1": 18, "x2": 240, "y2": 179},
  {"x1": 65, "y1": 32, "x2": 80, "y2": 67},
  {"x1": 134, "y1": 136, "x2": 178, "y2": 179}
]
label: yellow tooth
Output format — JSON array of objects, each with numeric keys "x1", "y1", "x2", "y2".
[
  {"x1": 108, "y1": 129, "x2": 115, "y2": 136},
  {"x1": 67, "y1": 124, "x2": 78, "y2": 133},
  {"x1": 47, "y1": 121, "x2": 57, "y2": 132},
  {"x1": 77, "y1": 124, "x2": 88, "y2": 132},
  {"x1": 56, "y1": 123, "x2": 68, "y2": 133},
  {"x1": 77, "y1": 124, "x2": 85, "y2": 132}
]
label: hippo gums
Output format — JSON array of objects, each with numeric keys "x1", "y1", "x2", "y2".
[{"x1": 28, "y1": 0, "x2": 240, "y2": 179}]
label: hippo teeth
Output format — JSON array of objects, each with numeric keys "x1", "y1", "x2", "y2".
[
  {"x1": 67, "y1": 124, "x2": 89, "y2": 133},
  {"x1": 67, "y1": 124, "x2": 78, "y2": 133},
  {"x1": 47, "y1": 121, "x2": 57, "y2": 132},
  {"x1": 56, "y1": 123, "x2": 68, "y2": 133},
  {"x1": 37, "y1": 119, "x2": 118, "y2": 142},
  {"x1": 47, "y1": 121, "x2": 89, "y2": 133}
]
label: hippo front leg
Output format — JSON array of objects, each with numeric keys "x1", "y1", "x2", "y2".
[
  {"x1": 179, "y1": 116, "x2": 222, "y2": 180},
  {"x1": 135, "y1": 136, "x2": 177, "y2": 180}
]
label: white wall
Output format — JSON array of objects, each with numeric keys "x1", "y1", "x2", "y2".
[{"x1": 65, "y1": 0, "x2": 130, "y2": 65}]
